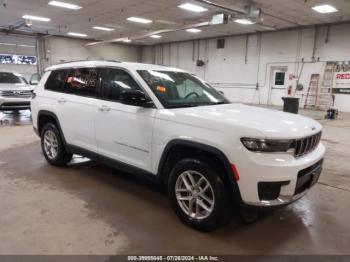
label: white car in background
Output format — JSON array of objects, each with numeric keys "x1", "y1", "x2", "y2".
[
  {"x1": 31, "y1": 61, "x2": 326, "y2": 231},
  {"x1": 0, "y1": 71, "x2": 34, "y2": 111}
]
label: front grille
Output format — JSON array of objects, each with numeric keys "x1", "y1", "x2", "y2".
[
  {"x1": 1, "y1": 102, "x2": 30, "y2": 107},
  {"x1": 293, "y1": 132, "x2": 322, "y2": 157},
  {"x1": 0, "y1": 90, "x2": 32, "y2": 98}
]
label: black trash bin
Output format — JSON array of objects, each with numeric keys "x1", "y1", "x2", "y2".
[{"x1": 282, "y1": 97, "x2": 299, "y2": 114}]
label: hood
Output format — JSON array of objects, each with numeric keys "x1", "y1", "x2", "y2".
[
  {"x1": 0, "y1": 83, "x2": 33, "y2": 91},
  {"x1": 158, "y1": 103, "x2": 322, "y2": 139}
]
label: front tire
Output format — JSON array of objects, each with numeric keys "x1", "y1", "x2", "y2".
[
  {"x1": 41, "y1": 123, "x2": 72, "y2": 166},
  {"x1": 168, "y1": 158, "x2": 231, "y2": 231}
]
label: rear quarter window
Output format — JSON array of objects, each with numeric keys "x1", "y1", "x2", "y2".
[
  {"x1": 45, "y1": 68, "x2": 99, "y2": 98},
  {"x1": 45, "y1": 70, "x2": 68, "y2": 92}
]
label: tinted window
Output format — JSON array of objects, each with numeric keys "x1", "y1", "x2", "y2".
[
  {"x1": 99, "y1": 68, "x2": 141, "y2": 101},
  {"x1": 0, "y1": 72, "x2": 27, "y2": 84},
  {"x1": 45, "y1": 68, "x2": 99, "y2": 98},
  {"x1": 65, "y1": 68, "x2": 99, "y2": 97},
  {"x1": 45, "y1": 70, "x2": 68, "y2": 92}
]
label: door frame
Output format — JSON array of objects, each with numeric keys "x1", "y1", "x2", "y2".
[{"x1": 268, "y1": 66, "x2": 288, "y2": 105}]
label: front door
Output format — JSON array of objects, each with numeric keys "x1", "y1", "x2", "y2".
[
  {"x1": 268, "y1": 67, "x2": 288, "y2": 106},
  {"x1": 94, "y1": 68, "x2": 156, "y2": 173}
]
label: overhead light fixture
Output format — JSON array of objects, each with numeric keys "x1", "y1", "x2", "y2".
[
  {"x1": 22, "y1": 15, "x2": 51, "y2": 22},
  {"x1": 178, "y1": 3, "x2": 208, "y2": 13},
  {"x1": 93, "y1": 26, "x2": 115, "y2": 32},
  {"x1": 18, "y1": 44, "x2": 36, "y2": 48},
  {"x1": 312, "y1": 4, "x2": 338, "y2": 14},
  {"x1": 123, "y1": 39, "x2": 132, "y2": 43},
  {"x1": 127, "y1": 17, "x2": 152, "y2": 24},
  {"x1": 150, "y1": 34, "x2": 162, "y2": 39},
  {"x1": 0, "y1": 42, "x2": 16, "y2": 46},
  {"x1": 67, "y1": 32, "x2": 87, "y2": 37},
  {"x1": 234, "y1": 19, "x2": 254, "y2": 25},
  {"x1": 186, "y1": 28, "x2": 202, "y2": 33},
  {"x1": 48, "y1": 1, "x2": 82, "y2": 10}
]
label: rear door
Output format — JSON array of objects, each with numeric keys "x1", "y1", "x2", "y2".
[
  {"x1": 94, "y1": 68, "x2": 156, "y2": 172},
  {"x1": 45, "y1": 68, "x2": 99, "y2": 152}
]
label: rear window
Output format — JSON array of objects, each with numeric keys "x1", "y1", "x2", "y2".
[
  {"x1": 0, "y1": 72, "x2": 27, "y2": 84},
  {"x1": 45, "y1": 68, "x2": 99, "y2": 98},
  {"x1": 45, "y1": 70, "x2": 68, "y2": 92}
]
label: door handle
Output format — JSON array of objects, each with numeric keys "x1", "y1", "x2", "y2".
[
  {"x1": 98, "y1": 105, "x2": 111, "y2": 112},
  {"x1": 58, "y1": 98, "x2": 66, "y2": 104}
]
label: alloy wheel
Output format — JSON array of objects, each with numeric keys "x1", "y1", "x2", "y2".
[{"x1": 175, "y1": 170, "x2": 215, "y2": 220}]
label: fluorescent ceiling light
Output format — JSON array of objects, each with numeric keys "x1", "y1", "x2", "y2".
[
  {"x1": 67, "y1": 32, "x2": 87, "y2": 37},
  {"x1": 48, "y1": 1, "x2": 82, "y2": 10},
  {"x1": 156, "y1": 20, "x2": 178, "y2": 25},
  {"x1": 178, "y1": 3, "x2": 208, "y2": 13},
  {"x1": 234, "y1": 19, "x2": 254, "y2": 25},
  {"x1": 186, "y1": 28, "x2": 202, "y2": 33},
  {"x1": 127, "y1": 17, "x2": 152, "y2": 24},
  {"x1": 18, "y1": 44, "x2": 35, "y2": 48},
  {"x1": 0, "y1": 42, "x2": 16, "y2": 46},
  {"x1": 312, "y1": 4, "x2": 338, "y2": 14},
  {"x1": 22, "y1": 15, "x2": 51, "y2": 22},
  {"x1": 150, "y1": 34, "x2": 162, "y2": 39},
  {"x1": 93, "y1": 26, "x2": 115, "y2": 32},
  {"x1": 0, "y1": 43, "x2": 35, "y2": 48},
  {"x1": 123, "y1": 39, "x2": 132, "y2": 43}
]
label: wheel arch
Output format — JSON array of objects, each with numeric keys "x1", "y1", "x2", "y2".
[
  {"x1": 157, "y1": 139, "x2": 241, "y2": 200},
  {"x1": 37, "y1": 110, "x2": 67, "y2": 147}
]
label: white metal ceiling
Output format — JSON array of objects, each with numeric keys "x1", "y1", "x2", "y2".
[{"x1": 0, "y1": 0, "x2": 349, "y2": 44}]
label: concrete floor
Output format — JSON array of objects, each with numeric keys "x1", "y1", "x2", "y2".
[{"x1": 0, "y1": 108, "x2": 350, "y2": 255}]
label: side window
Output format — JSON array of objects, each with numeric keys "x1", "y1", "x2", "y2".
[
  {"x1": 45, "y1": 70, "x2": 68, "y2": 92},
  {"x1": 65, "y1": 68, "x2": 99, "y2": 97},
  {"x1": 99, "y1": 68, "x2": 141, "y2": 101}
]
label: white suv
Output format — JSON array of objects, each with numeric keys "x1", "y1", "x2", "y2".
[
  {"x1": 0, "y1": 72, "x2": 34, "y2": 111},
  {"x1": 31, "y1": 61, "x2": 325, "y2": 230}
]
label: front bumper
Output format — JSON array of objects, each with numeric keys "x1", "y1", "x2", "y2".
[
  {"x1": 0, "y1": 97, "x2": 31, "y2": 111},
  {"x1": 233, "y1": 143, "x2": 326, "y2": 207}
]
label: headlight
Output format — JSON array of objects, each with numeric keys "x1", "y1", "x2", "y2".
[{"x1": 241, "y1": 137, "x2": 293, "y2": 152}]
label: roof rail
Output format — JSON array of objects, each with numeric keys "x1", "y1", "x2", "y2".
[{"x1": 56, "y1": 59, "x2": 122, "y2": 65}]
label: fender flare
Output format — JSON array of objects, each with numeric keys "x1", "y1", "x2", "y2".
[
  {"x1": 157, "y1": 139, "x2": 241, "y2": 199},
  {"x1": 37, "y1": 110, "x2": 68, "y2": 147}
]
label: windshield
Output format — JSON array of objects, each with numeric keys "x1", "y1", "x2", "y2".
[
  {"x1": 0, "y1": 72, "x2": 27, "y2": 84},
  {"x1": 137, "y1": 70, "x2": 229, "y2": 108}
]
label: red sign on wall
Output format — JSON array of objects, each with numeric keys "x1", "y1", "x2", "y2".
[{"x1": 334, "y1": 61, "x2": 350, "y2": 94}]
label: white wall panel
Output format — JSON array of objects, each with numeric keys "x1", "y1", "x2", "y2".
[{"x1": 141, "y1": 23, "x2": 350, "y2": 112}]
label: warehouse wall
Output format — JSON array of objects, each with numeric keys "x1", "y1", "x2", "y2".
[
  {"x1": 141, "y1": 22, "x2": 350, "y2": 112},
  {"x1": 0, "y1": 34, "x2": 38, "y2": 81},
  {"x1": 38, "y1": 36, "x2": 142, "y2": 71}
]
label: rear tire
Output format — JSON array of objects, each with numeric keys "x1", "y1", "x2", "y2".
[
  {"x1": 41, "y1": 123, "x2": 72, "y2": 166},
  {"x1": 168, "y1": 158, "x2": 231, "y2": 231}
]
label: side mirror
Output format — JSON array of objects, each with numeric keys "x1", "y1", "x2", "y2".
[
  {"x1": 30, "y1": 73, "x2": 41, "y2": 85},
  {"x1": 120, "y1": 90, "x2": 154, "y2": 108},
  {"x1": 219, "y1": 90, "x2": 225, "y2": 95}
]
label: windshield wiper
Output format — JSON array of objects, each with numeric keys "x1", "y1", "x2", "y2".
[
  {"x1": 198, "y1": 101, "x2": 228, "y2": 106},
  {"x1": 166, "y1": 104, "x2": 200, "y2": 108}
]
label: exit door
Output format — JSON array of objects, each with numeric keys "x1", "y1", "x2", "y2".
[{"x1": 268, "y1": 67, "x2": 288, "y2": 106}]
